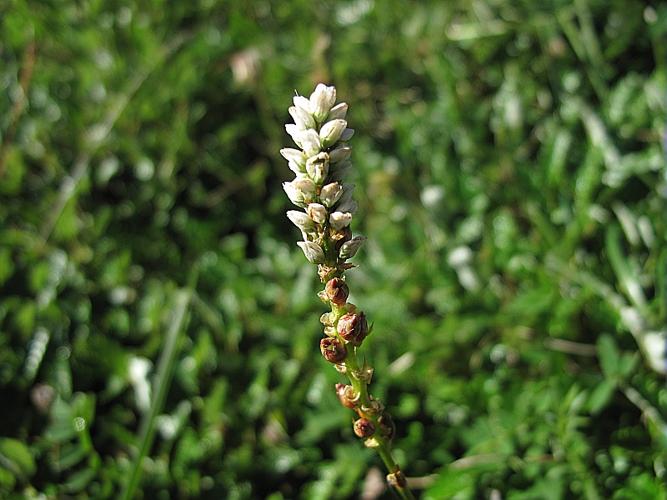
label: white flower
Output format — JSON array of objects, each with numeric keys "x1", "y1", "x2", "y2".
[
  {"x1": 285, "y1": 126, "x2": 321, "y2": 156},
  {"x1": 283, "y1": 178, "x2": 316, "y2": 206},
  {"x1": 320, "y1": 182, "x2": 344, "y2": 207},
  {"x1": 297, "y1": 241, "x2": 325, "y2": 264},
  {"x1": 306, "y1": 152, "x2": 329, "y2": 184},
  {"x1": 327, "y1": 102, "x2": 348, "y2": 121},
  {"x1": 309, "y1": 83, "x2": 336, "y2": 122},
  {"x1": 280, "y1": 148, "x2": 306, "y2": 174},
  {"x1": 329, "y1": 211, "x2": 352, "y2": 230},
  {"x1": 307, "y1": 203, "x2": 328, "y2": 224},
  {"x1": 287, "y1": 210, "x2": 315, "y2": 233},
  {"x1": 289, "y1": 105, "x2": 315, "y2": 130},
  {"x1": 320, "y1": 119, "x2": 347, "y2": 148},
  {"x1": 293, "y1": 95, "x2": 312, "y2": 115},
  {"x1": 339, "y1": 236, "x2": 366, "y2": 259}
]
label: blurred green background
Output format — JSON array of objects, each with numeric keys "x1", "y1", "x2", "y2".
[{"x1": 1, "y1": 1, "x2": 666, "y2": 498}]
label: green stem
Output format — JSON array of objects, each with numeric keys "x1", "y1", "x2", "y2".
[{"x1": 342, "y1": 342, "x2": 415, "y2": 499}]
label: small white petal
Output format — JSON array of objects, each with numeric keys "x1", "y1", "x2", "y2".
[
  {"x1": 296, "y1": 129, "x2": 321, "y2": 156},
  {"x1": 327, "y1": 102, "x2": 348, "y2": 121},
  {"x1": 293, "y1": 95, "x2": 312, "y2": 114},
  {"x1": 285, "y1": 124, "x2": 301, "y2": 146},
  {"x1": 297, "y1": 241, "x2": 325, "y2": 264},
  {"x1": 310, "y1": 84, "x2": 337, "y2": 122},
  {"x1": 339, "y1": 236, "x2": 366, "y2": 259},
  {"x1": 305, "y1": 152, "x2": 330, "y2": 184},
  {"x1": 320, "y1": 182, "x2": 344, "y2": 207},
  {"x1": 289, "y1": 105, "x2": 315, "y2": 130},
  {"x1": 307, "y1": 203, "x2": 328, "y2": 224},
  {"x1": 320, "y1": 119, "x2": 347, "y2": 148},
  {"x1": 329, "y1": 211, "x2": 352, "y2": 230},
  {"x1": 287, "y1": 210, "x2": 315, "y2": 233}
]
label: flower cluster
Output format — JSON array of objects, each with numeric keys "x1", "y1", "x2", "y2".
[
  {"x1": 281, "y1": 84, "x2": 413, "y2": 499},
  {"x1": 281, "y1": 83, "x2": 366, "y2": 283}
]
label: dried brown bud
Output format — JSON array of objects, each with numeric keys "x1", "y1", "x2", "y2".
[
  {"x1": 332, "y1": 226, "x2": 353, "y2": 252},
  {"x1": 353, "y1": 418, "x2": 376, "y2": 438},
  {"x1": 335, "y1": 383, "x2": 359, "y2": 409},
  {"x1": 320, "y1": 337, "x2": 347, "y2": 363},
  {"x1": 337, "y1": 312, "x2": 368, "y2": 345},
  {"x1": 377, "y1": 412, "x2": 396, "y2": 440},
  {"x1": 325, "y1": 277, "x2": 349, "y2": 306}
]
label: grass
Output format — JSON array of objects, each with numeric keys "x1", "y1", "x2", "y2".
[{"x1": 0, "y1": 1, "x2": 665, "y2": 498}]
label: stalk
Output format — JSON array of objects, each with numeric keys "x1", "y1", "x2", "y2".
[{"x1": 280, "y1": 84, "x2": 414, "y2": 498}]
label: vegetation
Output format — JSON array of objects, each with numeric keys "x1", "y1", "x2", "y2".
[{"x1": 1, "y1": 1, "x2": 665, "y2": 498}]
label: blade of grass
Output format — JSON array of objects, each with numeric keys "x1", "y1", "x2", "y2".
[{"x1": 120, "y1": 270, "x2": 198, "y2": 500}]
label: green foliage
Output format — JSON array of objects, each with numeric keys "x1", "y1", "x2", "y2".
[{"x1": 1, "y1": 0, "x2": 665, "y2": 498}]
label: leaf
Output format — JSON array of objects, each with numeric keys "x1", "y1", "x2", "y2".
[
  {"x1": 588, "y1": 379, "x2": 616, "y2": 414},
  {"x1": 0, "y1": 438, "x2": 35, "y2": 479},
  {"x1": 597, "y1": 334, "x2": 620, "y2": 379}
]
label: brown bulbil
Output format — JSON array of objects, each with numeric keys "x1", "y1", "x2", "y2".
[
  {"x1": 353, "y1": 418, "x2": 376, "y2": 438},
  {"x1": 320, "y1": 337, "x2": 347, "y2": 363},
  {"x1": 337, "y1": 312, "x2": 368, "y2": 345},
  {"x1": 335, "y1": 383, "x2": 358, "y2": 409},
  {"x1": 325, "y1": 277, "x2": 349, "y2": 305}
]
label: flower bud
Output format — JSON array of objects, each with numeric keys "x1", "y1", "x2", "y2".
[
  {"x1": 280, "y1": 148, "x2": 307, "y2": 169},
  {"x1": 329, "y1": 145, "x2": 352, "y2": 163},
  {"x1": 320, "y1": 337, "x2": 347, "y2": 363},
  {"x1": 309, "y1": 83, "x2": 336, "y2": 122},
  {"x1": 335, "y1": 383, "x2": 358, "y2": 409},
  {"x1": 289, "y1": 105, "x2": 316, "y2": 130},
  {"x1": 377, "y1": 412, "x2": 396, "y2": 440},
  {"x1": 286, "y1": 210, "x2": 315, "y2": 234},
  {"x1": 320, "y1": 119, "x2": 347, "y2": 148},
  {"x1": 339, "y1": 236, "x2": 366, "y2": 260},
  {"x1": 286, "y1": 125, "x2": 321, "y2": 156},
  {"x1": 283, "y1": 178, "x2": 316, "y2": 206},
  {"x1": 329, "y1": 211, "x2": 352, "y2": 230},
  {"x1": 337, "y1": 312, "x2": 368, "y2": 345},
  {"x1": 297, "y1": 241, "x2": 325, "y2": 264},
  {"x1": 325, "y1": 277, "x2": 349, "y2": 305},
  {"x1": 327, "y1": 102, "x2": 348, "y2": 121},
  {"x1": 320, "y1": 312, "x2": 336, "y2": 326},
  {"x1": 293, "y1": 95, "x2": 312, "y2": 114},
  {"x1": 306, "y1": 152, "x2": 329, "y2": 184},
  {"x1": 307, "y1": 203, "x2": 327, "y2": 224},
  {"x1": 353, "y1": 418, "x2": 375, "y2": 438},
  {"x1": 320, "y1": 182, "x2": 344, "y2": 207}
]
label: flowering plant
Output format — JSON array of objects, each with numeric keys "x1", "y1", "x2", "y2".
[{"x1": 281, "y1": 84, "x2": 414, "y2": 499}]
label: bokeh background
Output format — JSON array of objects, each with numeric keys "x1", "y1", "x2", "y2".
[{"x1": 1, "y1": 1, "x2": 666, "y2": 498}]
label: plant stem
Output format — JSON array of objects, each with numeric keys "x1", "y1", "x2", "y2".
[{"x1": 343, "y1": 341, "x2": 415, "y2": 499}]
